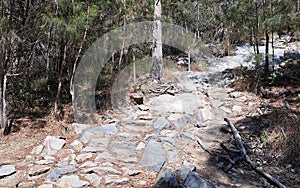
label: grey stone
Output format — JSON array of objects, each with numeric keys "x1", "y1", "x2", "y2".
[
  {"x1": 30, "y1": 145, "x2": 44, "y2": 155},
  {"x1": 101, "y1": 123, "x2": 119, "y2": 135},
  {"x1": 79, "y1": 161, "x2": 97, "y2": 168},
  {"x1": 136, "y1": 142, "x2": 146, "y2": 150},
  {"x1": 78, "y1": 126, "x2": 106, "y2": 143},
  {"x1": 38, "y1": 184, "x2": 53, "y2": 188},
  {"x1": 198, "y1": 108, "x2": 213, "y2": 122},
  {"x1": 47, "y1": 166, "x2": 77, "y2": 182},
  {"x1": 124, "y1": 120, "x2": 153, "y2": 133},
  {"x1": 72, "y1": 123, "x2": 92, "y2": 134},
  {"x1": 81, "y1": 146, "x2": 106, "y2": 153},
  {"x1": 0, "y1": 165, "x2": 16, "y2": 177},
  {"x1": 117, "y1": 132, "x2": 141, "y2": 141},
  {"x1": 177, "y1": 164, "x2": 196, "y2": 182},
  {"x1": 154, "y1": 168, "x2": 180, "y2": 188},
  {"x1": 105, "y1": 176, "x2": 129, "y2": 185},
  {"x1": 230, "y1": 92, "x2": 242, "y2": 98},
  {"x1": 120, "y1": 157, "x2": 138, "y2": 164},
  {"x1": 211, "y1": 100, "x2": 224, "y2": 108},
  {"x1": 28, "y1": 166, "x2": 50, "y2": 177},
  {"x1": 83, "y1": 173, "x2": 102, "y2": 187},
  {"x1": 237, "y1": 96, "x2": 248, "y2": 102},
  {"x1": 56, "y1": 175, "x2": 89, "y2": 188},
  {"x1": 154, "y1": 117, "x2": 171, "y2": 132},
  {"x1": 43, "y1": 136, "x2": 65, "y2": 155},
  {"x1": 94, "y1": 152, "x2": 114, "y2": 161},
  {"x1": 70, "y1": 140, "x2": 83, "y2": 151},
  {"x1": 161, "y1": 139, "x2": 179, "y2": 164},
  {"x1": 75, "y1": 153, "x2": 93, "y2": 163},
  {"x1": 110, "y1": 141, "x2": 136, "y2": 157},
  {"x1": 180, "y1": 93, "x2": 199, "y2": 114},
  {"x1": 140, "y1": 140, "x2": 166, "y2": 172},
  {"x1": 98, "y1": 167, "x2": 122, "y2": 175},
  {"x1": 183, "y1": 171, "x2": 215, "y2": 188},
  {"x1": 167, "y1": 114, "x2": 191, "y2": 129},
  {"x1": 138, "y1": 105, "x2": 149, "y2": 111},
  {"x1": 35, "y1": 159, "x2": 55, "y2": 165}
]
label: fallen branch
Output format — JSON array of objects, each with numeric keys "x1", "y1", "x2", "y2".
[{"x1": 223, "y1": 118, "x2": 286, "y2": 188}]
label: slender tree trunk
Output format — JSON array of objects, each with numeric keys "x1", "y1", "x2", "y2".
[
  {"x1": 150, "y1": 0, "x2": 163, "y2": 79},
  {"x1": 118, "y1": 0, "x2": 126, "y2": 72},
  {"x1": 255, "y1": 1, "x2": 260, "y2": 55},
  {"x1": 263, "y1": 0, "x2": 269, "y2": 75},
  {"x1": 55, "y1": 41, "x2": 68, "y2": 120}
]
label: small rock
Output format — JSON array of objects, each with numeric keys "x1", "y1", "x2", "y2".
[
  {"x1": 140, "y1": 140, "x2": 166, "y2": 172},
  {"x1": 83, "y1": 173, "x2": 102, "y2": 187},
  {"x1": 0, "y1": 165, "x2": 16, "y2": 178},
  {"x1": 177, "y1": 164, "x2": 196, "y2": 182},
  {"x1": 56, "y1": 175, "x2": 89, "y2": 187},
  {"x1": 43, "y1": 136, "x2": 65, "y2": 155},
  {"x1": 198, "y1": 109, "x2": 213, "y2": 122},
  {"x1": 75, "y1": 153, "x2": 93, "y2": 163},
  {"x1": 183, "y1": 171, "x2": 215, "y2": 188},
  {"x1": 28, "y1": 166, "x2": 50, "y2": 177},
  {"x1": 55, "y1": 149, "x2": 74, "y2": 161},
  {"x1": 38, "y1": 184, "x2": 53, "y2": 188},
  {"x1": 230, "y1": 92, "x2": 242, "y2": 98},
  {"x1": 47, "y1": 166, "x2": 77, "y2": 182},
  {"x1": 128, "y1": 170, "x2": 142, "y2": 176},
  {"x1": 136, "y1": 142, "x2": 146, "y2": 150},
  {"x1": 79, "y1": 161, "x2": 97, "y2": 168},
  {"x1": 72, "y1": 123, "x2": 92, "y2": 134},
  {"x1": 138, "y1": 105, "x2": 149, "y2": 111},
  {"x1": 154, "y1": 117, "x2": 171, "y2": 132},
  {"x1": 70, "y1": 140, "x2": 83, "y2": 152},
  {"x1": 237, "y1": 96, "x2": 248, "y2": 102},
  {"x1": 30, "y1": 145, "x2": 44, "y2": 155},
  {"x1": 154, "y1": 168, "x2": 180, "y2": 188},
  {"x1": 105, "y1": 176, "x2": 129, "y2": 185}
]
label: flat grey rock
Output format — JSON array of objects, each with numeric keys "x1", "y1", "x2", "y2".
[
  {"x1": 30, "y1": 145, "x2": 44, "y2": 155},
  {"x1": 47, "y1": 166, "x2": 77, "y2": 182},
  {"x1": 154, "y1": 168, "x2": 180, "y2": 188},
  {"x1": 184, "y1": 171, "x2": 215, "y2": 188},
  {"x1": 70, "y1": 140, "x2": 83, "y2": 151},
  {"x1": 0, "y1": 165, "x2": 16, "y2": 177},
  {"x1": 177, "y1": 164, "x2": 196, "y2": 182},
  {"x1": 154, "y1": 117, "x2": 171, "y2": 132},
  {"x1": 105, "y1": 176, "x2": 129, "y2": 185},
  {"x1": 72, "y1": 123, "x2": 92, "y2": 134},
  {"x1": 43, "y1": 136, "x2": 65, "y2": 155},
  {"x1": 56, "y1": 175, "x2": 89, "y2": 188},
  {"x1": 83, "y1": 173, "x2": 102, "y2": 187},
  {"x1": 28, "y1": 165, "x2": 50, "y2": 177},
  {"x1": 110, "y1": 141, "x2": 136, "y2": 157},
  {"x1": 140, "y1": 140, "x2": 165, "y2": 172},
  {"x1": 168, "y1": 114, "x2": 191, "y2": 129}
]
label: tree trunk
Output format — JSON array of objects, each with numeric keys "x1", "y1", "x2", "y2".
[
  {"x1": 263, "y1": 0, "x2": 269, "y2": 75},
  {"x1": 150, "y1": 0, "x2": 163, "y2": 80},
  {"x1": 55, "y1": 41, "x2": 68, "y2": 120},
  {"x1": 255, "y1": 1, "x2": 260, "y2": 55}
]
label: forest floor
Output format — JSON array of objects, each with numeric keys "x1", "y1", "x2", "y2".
[{"x1": 0, "y1": 39, "x2": 299, "y2": 187}]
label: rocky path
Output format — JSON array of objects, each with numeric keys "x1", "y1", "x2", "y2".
[{"x1": 0, "y1": 70, "x2": 261, "y2": 188}]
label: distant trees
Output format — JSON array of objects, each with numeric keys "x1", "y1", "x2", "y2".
[{"x1": 0, "y1": 0, "x2": 299, "y2": 132}]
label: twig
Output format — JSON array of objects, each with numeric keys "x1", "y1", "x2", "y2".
[{"x1": 223, "y1": 118, "x2": 286, "y2": 188}]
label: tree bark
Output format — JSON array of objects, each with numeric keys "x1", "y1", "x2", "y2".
[
  {"x1": 263, "y1": 0, "x2": 269, "y2": 75},
  {"x1": 55, "y1": 41, "x2": 68, "y2": 120},
  {"x1": 150, "y1": 0, "x2": 163, "y2": 80},
  {"x1": 255, "y1": 1, "x2": 260, "y2": 55}
]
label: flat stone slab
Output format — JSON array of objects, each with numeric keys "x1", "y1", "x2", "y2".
[
  {"x1": 140, "y1": 140, "x2": 166, "y2": 172},
  {"x1": 56, "y1": 175, "x2": 89, "y2": 187},
  {"x1": 154, "y1": 117, "x2": 171, "y2": 132},
  {"x1": 43, "y1": 136, "x2": 65, "y2": 155},
  {"x1": 0, "y1": 165, "x2": 16, "y2": 177}
]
